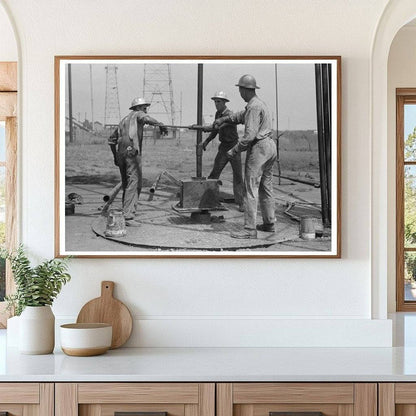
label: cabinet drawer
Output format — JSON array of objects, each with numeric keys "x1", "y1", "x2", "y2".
[
  {"x1": 78, "y1": 383, "x2": 200, "y2": 404},
  {"x1": 0, "y1": 383, "x2": 39, "y2": 403},
  {"x1": 56, "y1": 383, "x2": 215, "y2": 416},
  {"x1": 217, "y1": 383, "x2": 376, "y2": 416}
]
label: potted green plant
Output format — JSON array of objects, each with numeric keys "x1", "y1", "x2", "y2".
[{"x1": 1, "y1": 245, "x2": 71, "y2": 354}]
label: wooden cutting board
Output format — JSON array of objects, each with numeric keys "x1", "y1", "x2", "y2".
[{"x1": 76, "y1": 281, "x2": 133, "y2": 349}]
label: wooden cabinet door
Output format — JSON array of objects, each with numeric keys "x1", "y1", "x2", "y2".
[
  {"x1": 379, "y1": 383, "x2": 416, "y2": 416},
  {"x1": 56, "y1": 383, "x2": 215, "y2": 416},
  {"x1": 0, "y1": 383, "x2": 53, "y2": 416},
  {"x1": 217, "y1": 383, "x2": 377, "y2": 416}
]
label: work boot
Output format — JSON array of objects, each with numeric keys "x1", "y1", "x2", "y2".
[
  {"x1": 125, "y1": 219, "x2": 141, "y2": 227},
  {"x1": 230, "y1": 229, "x2": 257, "y2": 239},
  {"x1": 256, "y1": 223, "x2": 276, "y2": 232}
]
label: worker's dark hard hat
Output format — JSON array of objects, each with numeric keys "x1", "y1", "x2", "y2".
[
  {"x1": 235, "y1": 74, "x2": 260, "y2": 89},
  {"x1": 211, "y1": 91, "x2": 229, "y2": 102},
  {"x1": 130, "y1": 97, "x2": 151, "y2": 109}
]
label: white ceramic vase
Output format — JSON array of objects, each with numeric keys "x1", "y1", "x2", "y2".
[
  {"x1": 6, "y1": 315, "x2": 20, "y2": 347},
  {"x1": 19, "y1": 305, "x2": 55, "y2": 354}
]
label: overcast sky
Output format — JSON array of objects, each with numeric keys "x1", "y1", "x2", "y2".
[
  {"x1": 405, "y1": 105, "x2": 416, "y2": 139},
  {"x1": 65, "y1": 60, "x2": 323, "y2": 130}
]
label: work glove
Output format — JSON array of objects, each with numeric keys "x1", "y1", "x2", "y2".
[{"x1": 159, "y1": 125, "x2": 168, "y2": 135}]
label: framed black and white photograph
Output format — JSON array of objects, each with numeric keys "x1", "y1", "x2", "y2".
[{"x1": 55, "y1": 56, "x2": 341, "y2": 258}]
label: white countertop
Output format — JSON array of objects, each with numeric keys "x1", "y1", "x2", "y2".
[{"x1": 2, "y1": 327, "x2": 416, "y2": 382}]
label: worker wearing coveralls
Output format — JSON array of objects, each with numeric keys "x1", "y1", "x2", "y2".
[
  {"x1": 214, "y1": 75, "x2": 277, "y2": 239},
  {"x1": 109, "y1": 97, "x2": 167, "y2": 227},
  {"x1": 201, "y1": 91, "x2": 244, "y2": 211}
]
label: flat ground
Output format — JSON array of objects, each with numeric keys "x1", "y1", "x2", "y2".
[{"x1": 64, "y1": 130, "x2": 331, "y2": 254}]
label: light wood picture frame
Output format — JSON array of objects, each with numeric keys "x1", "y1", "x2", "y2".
[{"x1": 55, "y1": 56, "x2": 341, "y2": 258}]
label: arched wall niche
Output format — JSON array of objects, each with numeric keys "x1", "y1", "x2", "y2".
[
  {"x1": 0, "y1": 1, "x2": 19, "y2": 327},
  {"x1": 386, "y1": 17, "x2": 416, "y2": 313},
  {"x1": 372, "y1": 0, "x2": 416, "y2": 318}
]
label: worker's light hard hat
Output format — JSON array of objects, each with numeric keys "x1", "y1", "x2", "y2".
[
  {"x1": 130, "y1": 97, "x2": 151, "y2": 109},
  {"x1": 235, "y1": 74, "x2": 260, "y2": 89},
  {"x1": 211, "y1": 91, "x2": 229, "y2": 102}
]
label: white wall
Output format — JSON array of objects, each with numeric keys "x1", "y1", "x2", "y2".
[
  {"x1": 0, "y1": 0, "x2": 394, "y2": 346},
  {"x1": 0, "y1": 3, "x2": 16, "y2": 61},
  {"x1": 387, "y1": 25, "x2": 416, "y2": 312}
]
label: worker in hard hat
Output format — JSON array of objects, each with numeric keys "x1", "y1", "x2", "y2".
[
  {"x1": 201, "y1": 91, "x2": 244, "y2": 211},
  {"x1": 213, "y1": 75, "x2": 277, "y2": 239},
  {"x1": 108, "y1": 97, "x2": 168, "y2": 227}
]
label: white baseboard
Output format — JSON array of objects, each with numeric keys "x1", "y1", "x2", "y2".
[{"x1": 56, "y1": 317, "x2": 392, "y2": 347}]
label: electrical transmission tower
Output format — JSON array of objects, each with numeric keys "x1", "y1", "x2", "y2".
[
  {"x1": 104, "y1": 65, "x2": 121, "y2": 128},
  {"x1": 142, "y1": 64, "x2": 175, "y2": 125}
]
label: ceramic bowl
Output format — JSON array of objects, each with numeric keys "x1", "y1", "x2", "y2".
[{"x1": 60, "y1": 323, "x2": 112, "y2": 356}]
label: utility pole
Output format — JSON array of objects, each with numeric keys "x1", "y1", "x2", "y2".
[
  {"x1": 178, "y1": 91, "x2": 182, "y2": 145},
  {"x1": 275, "y1": 64, "x2": 281, "y2": 185},
  {"x1": 196, "y1": 64, "x2": 203, "y2": 178},
  {"x1": 90, "y1": 64, "x2": 94, "y2": 132},
  {"x1": 315, "y1": 63, "x2": 332, "y2": 228}
]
